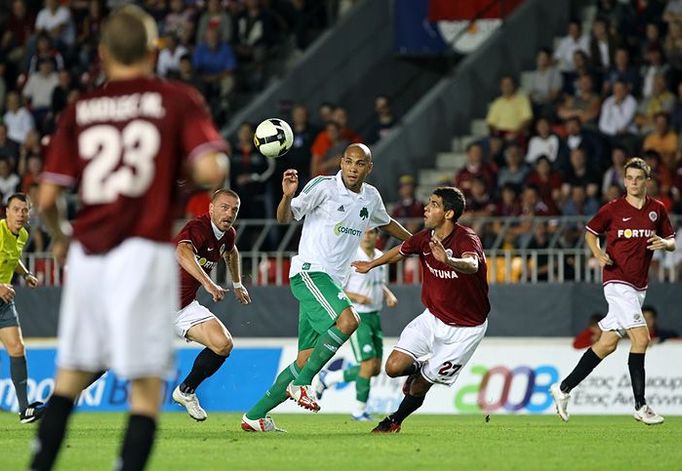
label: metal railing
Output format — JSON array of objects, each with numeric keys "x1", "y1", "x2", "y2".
[{"x1": 23, "y1": 215, "x2": 682, "y2": 287}]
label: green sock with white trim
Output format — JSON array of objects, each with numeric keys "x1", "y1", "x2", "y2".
[
  {"x1": 246, "y1": 362, "x2": 301, "y2": 420},
  {"x1": 294, "y1": 327, "x2": 349, "y2": 386}
]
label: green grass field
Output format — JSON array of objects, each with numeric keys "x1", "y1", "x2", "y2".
[{"x1": 1, "y1": 412, "x2": 680, "y2": 470}]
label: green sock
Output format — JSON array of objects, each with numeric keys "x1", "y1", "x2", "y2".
[
  {"x1": 356, "y1": 376, "x2": 371, "y2": 403},
  {"x1": 343, "y1": 365, "x2": 360, "y2": 382},
  {"x1": 246, "y1": 362, "x2": 301, "y2": 419},
  {"x1": 294, "y1": 327, "x2": 349, "y2": 386}
]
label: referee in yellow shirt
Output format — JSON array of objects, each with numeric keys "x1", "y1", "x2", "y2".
[{"x1": 0, "y1": 193, "x2": 43, "y2": 423}]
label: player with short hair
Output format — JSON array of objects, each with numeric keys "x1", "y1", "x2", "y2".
[
  {"x1": 241, "y1": 143, "x2": 411, "y2": 432},
  {"x1": 30, "y1": 6, "x2": 229, "y2": 470},
  {"x1": 0, "y1": 193, "x2": 43, "y2": 423},
  {"x1": 551, "y1": 157, "x2": 675, "y2": 425},
  {"x1": 352, "y1": 187, "x2": 489, "y2": 433},
  {"x1": 313, "y1": 227, "x2": 398, "y2": 421},
  {"x1": 172, "y1": 188, "x2": 251, "y2": 421}
]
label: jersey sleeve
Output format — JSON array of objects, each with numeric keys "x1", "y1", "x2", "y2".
[
  {"x1": 399, "y1": 230, "x2": 425, "y2": 256},
  {"x1": 657, "y1": 206, "x2": 675, "y2": 239},
  {"x1": 175, "y1": 220, "x2": 208, "y2": 253},
  {"x1": 457, "y1": 230, "x2": 484, "y2": 260},
  {"x1": 290, "y1": 177, "x2": 328, "y2": 220},
  {"x1": 586, "y1": 203, "x2": 611, "y2": 235},
  {"x1": 369, "y1": 190, "x2": 391, "y2": 228},
  {"x1": 181, "y1": 87, "x2": 228, "y2": 162},
  {"x1": 42, "y1": 103, "x2": 79, "y2": 187}
]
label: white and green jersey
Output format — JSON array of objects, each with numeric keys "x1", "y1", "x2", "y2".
[
  {"x1": 289, "y1": 171, "x2": 391, "y2": 286},
  {"x1": 344, "y1": 247, "x2": 387, "y2": 314}
]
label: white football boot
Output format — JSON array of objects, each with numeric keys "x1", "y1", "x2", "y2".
[
  {"x1": 634, "y1": 405, "x2": 664, "y2": 425},
  {"x1": 550, "y1": 383, "x2": 570, "y2": 422},
  {"x1": 172, "y1": 386, "x2": 207, "y2": 421},
  {"x1": 240, "y1": 414, "x2": 286, "y2": 432}
]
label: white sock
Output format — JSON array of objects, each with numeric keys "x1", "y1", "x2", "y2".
[
  {"x1": 352, "y1": 400, "x2": 367, "y2": 416},
  {"x1": 323, "y1": 369, "x2": 345, "y2": 386}
]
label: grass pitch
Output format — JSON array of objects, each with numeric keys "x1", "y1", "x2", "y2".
[{"x1": 1, "y1": 412, "x2": 680, "y2": 470}]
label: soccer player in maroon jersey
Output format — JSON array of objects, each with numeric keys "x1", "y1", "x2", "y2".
[
  {"x1": 352, "y1": 187, "x2": 489, "y2": 433},
  {"x1": 171, "y1": 189, "x2": 251, "y2": 421},
  {"x1": 30, "y1": 6, "x2": 229, "y2": 470},
  {"x1": 551, "y1": 157, "x2": 675, "y2": 426}
]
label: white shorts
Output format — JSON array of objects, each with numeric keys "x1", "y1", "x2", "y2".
[
  {"x1": 57, "y1": 239, "x2": 177, "y2": 380},
  {"x1": 394, "y1": 309, "x2": 487, "y2": 385},
  {"x1": 598, "y1": 282, "x2": 647, "y2": 334},
  {"x1": 175, "y1": 300, "x2": 217, "y2": 339}
]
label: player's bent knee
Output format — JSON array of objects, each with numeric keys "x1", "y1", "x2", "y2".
[
  {"x1": 213, "y1": 338, "x2": 233, "y2": 357},
  {"x1": 7, "y1": 342, "x2": 25, "y2": 357},
  {"x1": 384, "y1": 357, "x2": 404, "y2": 378}
]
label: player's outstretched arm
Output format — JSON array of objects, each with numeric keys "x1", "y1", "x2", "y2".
[
  {"x1": 276, "y1": 169, "x2": 299, "y2": 223},
  {"x1": 379, "y1": 218, "x2": 412, "y2": 241},
  {"x1": 176, "y1": 242, "x2": 226, "y2": 302},
  {"x1": 225, "y1": 245, "x2": 251, "y2": 304},
  {"x1": 352, "y1": 245, "x2": 404, "y2": 273}
]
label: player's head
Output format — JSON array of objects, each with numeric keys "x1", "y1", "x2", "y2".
[
  {"x1": 361, "y1": 227, "x2": 379, "y2": 251},
  {"x1": 99, "y1": 5, "x2": 158, "y2": 76},
  {"x1": 424, "y1": 187, "x2": 466, "y2": 229},
  {"x1": 623, "y1": 157, "x2": 651, "y2": 198},
  {"x1": 6, "y1": 193, "x2": 30, "y2": 233},
  {"x1": 209, "y1": 189, "x2": 240, "y2": 232},
  {"x1": 339, "y1": 143, "x2": 372, "y2": 192}
]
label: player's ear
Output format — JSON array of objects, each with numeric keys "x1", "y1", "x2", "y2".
[
  {"x1": 367, "y1": 161, "x2": 373, "y2": 175},
  {"x1": 445, "y1": 209, "x2": 454, "y2": 221}
]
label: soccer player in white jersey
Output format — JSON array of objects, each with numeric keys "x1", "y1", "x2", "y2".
[
  {"x1": 313, "y1": 227, "x2": 398, "y2": 420},
  {"x1": 241, "y1": 143, "x2": 411, "y2": 432}
]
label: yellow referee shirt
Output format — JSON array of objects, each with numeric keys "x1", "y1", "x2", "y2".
[{"x1": 0, "y1": 219, "x2": 29, "y2": 284}]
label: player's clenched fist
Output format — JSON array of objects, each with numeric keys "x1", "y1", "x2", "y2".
[
  {"x1": 596, "y1": 251, "x2": 613, "y2": 267},
  {"x1": 282, "y1": 169, "x2": 299, "y2": 197},
  {"x1": 351, "y1": 260, "x2": 372, "y2": 273}
]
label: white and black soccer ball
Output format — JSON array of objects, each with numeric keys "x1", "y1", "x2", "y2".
[{"x1": 253, "y1": 118, "x2": 294, "y2": 158}]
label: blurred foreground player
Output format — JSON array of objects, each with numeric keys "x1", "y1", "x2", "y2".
[{"x1": 30, "y1": 6, "x2": 229, "y2": 470}]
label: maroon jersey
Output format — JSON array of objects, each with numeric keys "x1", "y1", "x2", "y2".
[
  {"x1": 175, "y1": 214, "x2": 236, "y2": 308},
  {"x1": 586, "y1": 196, "x2": 675, "y2": 290},
  {"x1": 43, "y1": 77, "x2": 227, "y2": 254},
  {"x1": 399, "y1": 225, "x2": 489, "y2": 326}
]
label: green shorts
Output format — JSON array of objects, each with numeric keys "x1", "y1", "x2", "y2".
[
  {"x1": 349, "y1": 311, "x2": 383, "y2": 362},
  {"x1": 290, "y1": 272, "x2": 353, "y2": 351},
  {"x1": 0, "y1": 300, "x2": 19, "y2": 329}
]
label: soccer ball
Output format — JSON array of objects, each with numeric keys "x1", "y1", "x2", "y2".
[{"x1": 253, "y1": 118, "x2": 294, "y2": 158}]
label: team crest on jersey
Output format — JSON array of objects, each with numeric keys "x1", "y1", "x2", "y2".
[
  {"x1": 649, "y1": 211, "x2": 658, "y2": 222},
  {"x1": 359, "y1": 207, "x2": 368, "y2": 220}
]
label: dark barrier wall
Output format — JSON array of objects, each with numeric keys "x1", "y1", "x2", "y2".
[{"x1": 15, "y1": 284, "x2": 682, "y2": 338}]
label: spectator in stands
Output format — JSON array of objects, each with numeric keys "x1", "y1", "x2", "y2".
[
  {"x1": 317, "y1": 102, "x2": 335, "y2": 127},
  {"x1": 331, "y1": 106, "x2": 362, "y2": 142},
  {"x1": 643, "y1": 149, "x2": 674, "y2": 194},
  {"x1": 465, "y1": 176, "x2": 496, "y2": 217},
  {"x1": 638, "y1": 74, "x2": 676, "y2": 130},
  {"x1": 0, "y1": 159, "x2": 20, "y2": 203},
  {"x1": 647, "y1": 177, "x2": 674, "y2": 211},
  {"x1": 641, "y1": 47, "x2": 669, "y2": 100},
  {"x1": 27, "y1": 32, "x2": 64, "y2": 74},
  {"x1": 557, "y1": 73, "x2": 601, "y2": 128},
  {"x1": 525, "y1": 48, "x2": 563, "y2": 118},
  {"x1": 230, "y1": 122, "x2": 275, "y2": 219},
  {"x1": 0, "y1": 124, "x2": 20, "y2": 164},
  {"x1": 196, "y1": 0, "x2": 233, "y2": 45},
  {"x1": 76, "y1": 0, "x2": 104, "y2": 70},
  {"x1": 311, "y1": 121, "x2": 348, "y2": 177},
  {"x1": 562, "y1": 184, "x2": 600, "y2": 217},
  {"x1": 1, "y1": 0, "x2": 36, "y2": 69},
  {"x1": 389, "y1": 175, "x2": 423, "y2": 235},
  {"x1": 20, "y1": 154, "x2": 42, "y2": 193},
  {"x1": 639, "y1": 23, "x2": 663, "y2": 60},
  {"x1": 365, "y1": 95, "x2": 397, "y2": 144},
  {"x1": 4, "y1": 91, "x2": 34, "y2": 145},
  {"x1": 664, "y1": 0, "x2": 682, "y2": 24},
  {"x1": 19, "y1": 129, "x2": 42, "y2": 164},
  {"x1": 643, "y1": 305, "x2": 680, "y2": 343},
  {"x1": 598, "y1": 79, "x2": 638, "y2": 143},
  {"x1": 25, "y1": 182, "x2": 47, "y2": 252},
  {"x1": 310, "y1": 106, "x2": 360, "y2": 170},
  {"x1": 193, "y1": 27, "x2": 236, "y2": 112},
  {"x1": 570, "y1": 50, "x2": 600, "y2": 94},
  {"x1": 35, "y1": 0, "x2": 76, "y2": 50},
  {"x1": 601, "y1": 145, "x2": 626, "y2": 196},
  {"x1": 233, "y1": 0, "x2": 273, "y2": 91},
  {"x1": 164, "y1": 0, "x2": 194, "y2": 40},
  {"x1": 157, "y1": 33, "x2": 188, "y2": 78},
  {"x1": 279, "y1": 103, "x2": 316, "y2": 187},
  {"x1": 0, "y1": 62, "x2": 6, "y2": 115},
  {"x1": 453, "y1": 142, "x2": 496, "y2": 195},
  {"x1": 526, "y1": 118, "x2": 560, "y2": 165},
  {"x1": 664, "y1": 19, "x2": 682, "y2": 76},
  {"x1": 527, "y1": 221, "x2": 552, "y2": 281},
  {"x1": 573, "y1": 313, "x2": 605, "y2": 349},
  {"x1": 526, "y1": 155, "x2": 561, "y2": 214},
  {"x1": 643, "y1": 112, "x2": 678, "y2": 162},
  {"x1": 22, "y1": 58, "x2": 59, "y2": 131},
  {"x1": 670, "y1": 81, "x2": 682, "y2": 132},
  {"x1": 496, "y1": 143, "x2": 529, "y2": 193},
  {"x1": 589, "y1": 17, "x2": 617, "y2": 73},
  {"x1": 553, "y1": 19, "x2": 590, "y2": 78},
  {"x1": 602, "y1": 183, "x2": 622, "y2": 203},
  {"x1": 603, "y1": 46, "x2": 640, "y2": 96},
  {"x1": 563, "y1": 147, "x2": 599, "y2": 198},
  {"x1": 175, "y1": 53, "x2": 206, "y2": 96},
  {"x1": 485, "y1": 75, "x2": 533, "y2": 145},
  {"x1": 495, "y1": 183, "x2": 521, "y2": 217}
]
